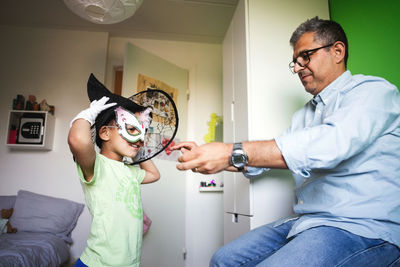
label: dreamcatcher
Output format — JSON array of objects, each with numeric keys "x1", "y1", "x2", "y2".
[{"x1": 128, "y1": 88, "x2": 179, "y2": 164}]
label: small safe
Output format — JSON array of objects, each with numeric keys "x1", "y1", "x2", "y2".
[{"x1": 18, "y1": 117, "x2": 44, "y2": 144}]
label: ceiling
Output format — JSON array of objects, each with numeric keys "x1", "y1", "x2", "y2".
[{"x1": 0, "y1": 0, "x2": 238, "y2": 43}]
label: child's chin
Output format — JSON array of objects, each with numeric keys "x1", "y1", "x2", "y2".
[
  {"x1": 126, "y1": 151, "x2": 138, "y2": 158},
  {"x1": 128, "y1": 148, "x2": 140, "y2": 158}
]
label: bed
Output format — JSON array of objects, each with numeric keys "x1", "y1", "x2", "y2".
[{"x1": 0, "y1": 190, "x2": 84, "y2": 266}]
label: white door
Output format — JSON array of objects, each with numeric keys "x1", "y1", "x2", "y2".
[{"x1": 123, "y1": 42, "x2": 188, "y2": 267}]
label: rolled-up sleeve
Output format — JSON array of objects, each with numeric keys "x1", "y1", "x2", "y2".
[
  {"x1": 275, "y1": 78, "x2": 399, "y2": 178},
  {"x1": 243, "y1": 166, "x2": 270, "y2": 178}
]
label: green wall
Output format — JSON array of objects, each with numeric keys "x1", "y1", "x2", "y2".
[{"x1": 329, "y1": 0, "x2": 400, "y2": 89}]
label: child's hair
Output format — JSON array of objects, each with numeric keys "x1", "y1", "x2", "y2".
[{"x1": 94, "y1": 105, "x2": 146, "y2": 148}]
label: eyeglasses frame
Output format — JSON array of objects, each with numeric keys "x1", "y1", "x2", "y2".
[{"x1": 289, "y1": 43, "x2": 334, "y2": 74}]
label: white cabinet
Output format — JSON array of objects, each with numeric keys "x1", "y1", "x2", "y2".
[
  {"x1": 6, "y1": 110, "x2": 55, "y2": 150},
  {"x1": 222, "y1": 0, "x2": 329, "y2": 244}
]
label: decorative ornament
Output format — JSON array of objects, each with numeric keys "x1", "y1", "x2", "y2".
[{"x1": 129, "y1": 88, "x2": 179, "y2": 164}]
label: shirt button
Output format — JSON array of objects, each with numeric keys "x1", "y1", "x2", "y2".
[{"x1": 299, "y1": 200, "x2": 304, "y2": 204}]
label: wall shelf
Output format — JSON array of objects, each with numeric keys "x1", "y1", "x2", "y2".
[
  {"x1": 199, "y1": 187, "x2": 224, "y2": 192},
  {"x1": 6, "y1": 110, "x2": 55, "y2": 151}
]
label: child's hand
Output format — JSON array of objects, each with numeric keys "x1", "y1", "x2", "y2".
[{"x1": 70, "y1": 96, "x2": 117, "y2": 127}]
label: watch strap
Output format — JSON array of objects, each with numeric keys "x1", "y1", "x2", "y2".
[{"x1": 233, "y1": 142, "x2": 242, "y2": 150}]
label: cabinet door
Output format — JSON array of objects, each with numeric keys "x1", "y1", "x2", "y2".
[
  {"x1": 223, "y1": 0, "x2": 251, "y2": 216},
  {"x1": 232, "y1": 0, "x2": 251, "y2": 216},
  {"x1": 224, "y1": 212, "x2": 251, "y2": 245},
  {"x1": 232, "y1": 0, "x2": 249, "y2": 143},
  {"x1": 223, "y1": 10, "x2": 236, "y2": 214},
  {"x1": 234, "y1": 173, "x2": 251, "y2": 215}
]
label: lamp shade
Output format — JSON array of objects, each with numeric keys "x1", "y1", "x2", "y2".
[{"x1": 63, "y1": 0, "x2": 144, "y2": 24}]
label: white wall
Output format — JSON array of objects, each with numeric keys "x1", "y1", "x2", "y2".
[{"x1": 0, "y1": 26, "x2": 109, "y2": 260}]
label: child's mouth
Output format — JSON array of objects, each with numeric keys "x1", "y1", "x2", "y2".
[{"x1": 130, "y1": 143, "x2": 140, "y2": 148}]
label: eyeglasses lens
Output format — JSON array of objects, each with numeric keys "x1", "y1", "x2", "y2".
[{"x1": 289, "y1": 53, "x2": 310, "y2": 73}]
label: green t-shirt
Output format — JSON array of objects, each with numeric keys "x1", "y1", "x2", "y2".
[{"x1": 77, "y1": 153, "x2": 146, "y2": 267}]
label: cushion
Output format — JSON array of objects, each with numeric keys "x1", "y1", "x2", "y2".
[
  {"x1": 0, "y1": 195, "x2": 16, "y2": 210},
  {"x1": 9, "y1": 190, "x2": 84, "y2": 243}
]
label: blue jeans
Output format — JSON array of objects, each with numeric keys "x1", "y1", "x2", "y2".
[{"x1": 210, "y1": 220, "x2": 400, "y2": 267}]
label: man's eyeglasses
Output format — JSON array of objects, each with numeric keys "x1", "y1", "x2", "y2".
[{"x1": 289, "y1": 43, "x2": 334, "y2": 74}]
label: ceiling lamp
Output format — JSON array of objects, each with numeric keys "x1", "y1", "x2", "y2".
[{"x1": 63, "y1": 0, "x2": 144, "y2": 24}]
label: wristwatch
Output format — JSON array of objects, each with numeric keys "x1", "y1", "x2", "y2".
[{"x1": 230, "y1": 142, "x2": 248, "y2": 171}]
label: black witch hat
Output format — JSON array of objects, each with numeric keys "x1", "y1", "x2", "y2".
[{"x1": 87, "y1": 74, "x2": 146, "y2": 138}]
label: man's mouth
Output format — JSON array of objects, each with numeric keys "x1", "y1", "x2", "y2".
[{"x1": 299, "y1": 72, "x2": 312, "y2": 82}]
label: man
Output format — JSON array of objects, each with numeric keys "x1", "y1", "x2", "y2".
[{"x1": 172, "y1": 17, "x2": 400, "y2": 266}]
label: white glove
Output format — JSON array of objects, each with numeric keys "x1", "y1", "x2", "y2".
[
  {"x1": 70, "y1": 96, "x2": 117, "y2": 127},
  {"x1": 140, "y1": 107, "x2": 153, "y2": 129}
]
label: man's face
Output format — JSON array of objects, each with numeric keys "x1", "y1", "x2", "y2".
[{"x1": 292, "y1": 32, "x2": 337, "y2": 96}]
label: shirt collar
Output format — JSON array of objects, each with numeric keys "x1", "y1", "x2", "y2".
[{"x1": 312, "y1": 70, "x2": 352, "y2": 107}]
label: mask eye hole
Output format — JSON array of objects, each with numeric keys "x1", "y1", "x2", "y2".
[{"x1": 125, "y1": 124, "x2": 141, "y2": 136}]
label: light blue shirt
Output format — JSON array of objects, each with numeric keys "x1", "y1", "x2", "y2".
[{"x1": 273, "y1": 70, "x2": 400, "y2": 247}]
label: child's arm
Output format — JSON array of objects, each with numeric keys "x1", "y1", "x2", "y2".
[
  {"x1": 68, "y1": 119, "x2": 96, "y2": 181},
  {"x1": 68, "y1": 97, "x2": 116, "y2": 182},
  {"x1": 140, "y1": 160, "x2": 160, "y2": 184}
]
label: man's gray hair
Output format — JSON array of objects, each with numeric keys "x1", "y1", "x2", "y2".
[{"x1": 290, "y1": 16, "x2": 349, "y2": 67}]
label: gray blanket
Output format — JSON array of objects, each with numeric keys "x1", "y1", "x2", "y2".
[{"x1": 0, "y1": 232, "x2": 70, "y2": 267}]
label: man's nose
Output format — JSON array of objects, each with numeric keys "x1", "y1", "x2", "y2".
[{"x1": 294, "y1": 62, "x2": 305, "y2": 73}]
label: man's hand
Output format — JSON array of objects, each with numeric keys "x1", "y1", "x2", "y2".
[{"x1": 171, "y1": 142, "x2": 233, "y2": 174}]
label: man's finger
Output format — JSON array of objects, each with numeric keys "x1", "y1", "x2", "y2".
[
  {"x1": 171, "y1": 141, "x2": 198, "y2": 151},
  {"x1": 176, "y1": 161, "x2": 198, "y2": 171}
]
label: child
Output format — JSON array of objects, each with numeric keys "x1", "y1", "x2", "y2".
[{"x1": 68, "y1": 76, "x2": 160, "y2": 267}]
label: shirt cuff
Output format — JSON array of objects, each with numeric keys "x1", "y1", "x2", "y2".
[{"x1": 243, "y1": 166, "x2": 270, "y2": 179}]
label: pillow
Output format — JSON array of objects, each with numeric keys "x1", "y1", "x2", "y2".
[
  {"x1": 10, "y1": 190, "x2": 84, "y2": 244},
  {"x1": 0, "y1": 195, "x2": 16, "y2": 210}
]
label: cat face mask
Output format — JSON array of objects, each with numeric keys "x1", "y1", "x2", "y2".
[{"x1": 114, "y1": 106, "x2": 145, "y2": 143}]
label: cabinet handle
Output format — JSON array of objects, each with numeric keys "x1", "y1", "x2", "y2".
[{"x1": 231, "y1": 101, "x2": 235, "y2": 122}]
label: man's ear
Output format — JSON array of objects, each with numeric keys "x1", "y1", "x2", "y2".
[
  {"x1": 332, "y1": 41, "x2": 346, "y2": 64},
  {"x1": 99, "y1": 125, "x2": 111, "y2": 142}
]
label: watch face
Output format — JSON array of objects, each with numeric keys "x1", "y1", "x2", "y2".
[
  {"x1": 232, "y1": 152, "x2": 247, "y2": 168},
  {"x1": 233, "y1": 154, "x2": 246, "y2": 164}
]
